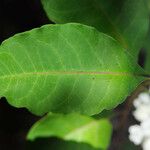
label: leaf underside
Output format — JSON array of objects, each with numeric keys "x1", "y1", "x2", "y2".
[
  {"x1": 0, "y1": 23, "x2": 145, "y2": 116},
  {"x1": 27, "y1": 113, "x2": 112, "y2": 149}
]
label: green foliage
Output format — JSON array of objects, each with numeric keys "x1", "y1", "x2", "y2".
[
  {"x1": 144, "y1": 22, "x2": 150, "y2": 72},
  {"x1": 1, "y1": 1, "x2": 150, "y2": 149},
  {"x1": 143, "y1": 0, "x2": 150, "y2": 73},
  {"x1": 41, "y1": 0, "x2": 149, "y2": 56},
  {"x1": 0, "y1": 23, "x2": 145, "y2": 116},
  {"x1": 145, "y1": 0, "x2": 150, "y2": 12},
  {"x1": 28, "y1": 113, "x2": 112, "y2": 149}
]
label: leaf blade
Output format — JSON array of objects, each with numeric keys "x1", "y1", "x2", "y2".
[
  {"x1": 0, "y1": 23, "x2": 146, "y2": 115},
  {"x1": 144, "y1": 25, "x2": 150, "y2": 72},
  {"x1": 27, "y1": 113, "x2": 112, "y2": 149}
]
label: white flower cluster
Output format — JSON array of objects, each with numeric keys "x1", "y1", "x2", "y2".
[{"x1": 129, "y1": 92, "x2": 150, "y2": 150}]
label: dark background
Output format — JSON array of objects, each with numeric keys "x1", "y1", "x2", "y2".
[{"x1": 1, "y1": 0, "x2": 49, "y2": 149}]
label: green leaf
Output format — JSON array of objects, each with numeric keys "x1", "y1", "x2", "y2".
[
  {"x1": 144, "y1": 33, "x2": 150, "y2": 72},
  {"x1": 144, "y1": 21, "x2": 150, "y2": 72},
  {"x1": 41, "y1": 0, "x2": 149, "y2": 56},
  {"x1": 27, "y1": 113, "x2": 112, "y2": 149},
  {"x1": 145, "y1": 0, "x2": 150, "y2": 12},
  {"x1": 143, "y1": 1, "x2": 150, "y2": 71},
  {"x1": 0, "y1": 23, "x2": 146, "y2": 116}
]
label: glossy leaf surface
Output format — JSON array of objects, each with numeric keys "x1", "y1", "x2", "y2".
[{"x1": 0, "y1": 23, "x2": 146, "y2": 115}]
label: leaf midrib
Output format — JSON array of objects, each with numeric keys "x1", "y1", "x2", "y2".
[{"x1": 0, "y1": 71, "x2": 147, "y2": 80}]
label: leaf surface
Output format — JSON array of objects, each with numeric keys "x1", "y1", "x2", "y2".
[
  {"x1": 143, "y1": 1, "x2": 150, "y2": 71},
  {"x1": 27, "y1": 113, "x2": 112, "y2": 149},
  {"x1": 41, "y1": 0, "x2": 149, "y2": 56},
  {"x1": 0, "y1": 23, "x2": 146, "y2": 115},
  {"x1": 144, "y1": 21, "x2": 150, "y2": 72}
]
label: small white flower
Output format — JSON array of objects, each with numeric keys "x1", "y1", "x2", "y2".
[
  {"x1": 129, "y1": 125, "x2": 144, "y2": 145},
  {"x1": 142, "y1": 138, "x2": 150, "y2": 150},
  {"x1": 129, "y1": 90, "x2": 150, "y2": 149},
  {"x1": 133, "y1": 93, "x2": 150, "y2": 108},
  {"x1": 133, "y1": 98, "x2": 141, "y2": 108},
  {"x1": 138, "y1": 93, "x2": 150, "y2": 104},
  {"x1": 133, "y1": 105, "x2": 150, "y2": 122},
  {"x1": 141, "y1": 119, "x2": 150, "y2": 138}
]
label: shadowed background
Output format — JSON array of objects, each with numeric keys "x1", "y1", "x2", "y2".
[{"x1": 1, "y1": 0, "x2": 48, "y2": 149}]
